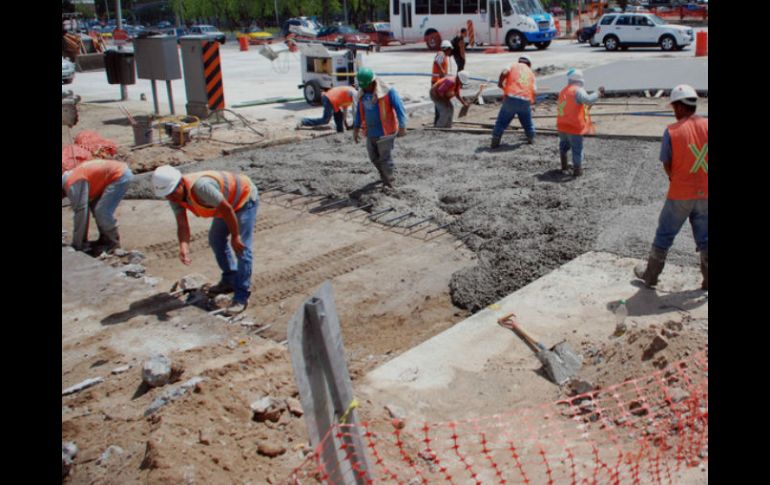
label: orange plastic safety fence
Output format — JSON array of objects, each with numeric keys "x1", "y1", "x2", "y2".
[{"x1": 289, "y1": 350, "x2": 707, "y2": 484}]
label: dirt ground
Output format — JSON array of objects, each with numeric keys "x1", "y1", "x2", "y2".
[{"x1": 62, "y1": 96, "x2": 707, "y2": 483}]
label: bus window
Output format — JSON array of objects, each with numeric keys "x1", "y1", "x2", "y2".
[
  {"x1": 502, "y1": 0, "x2": 513, "y2": 16},
  {"x1": 462, "y1": 0, "x2": 478, "y2": 14},
  {"x1": 416, "y1": 0, "x2": 429, "y2": 14},
  {"x1": 431, "y1": 0, "x2": 445, "y2": 14},
  {"x1": 393, "y1": 0, "x2": 399, "y2": 15},
  {"x1": 447, "y1": 0, "x2": 461, "y2": 14}
]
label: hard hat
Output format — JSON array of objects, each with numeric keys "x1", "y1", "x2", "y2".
[
  {"x1": 457, "y1": 71, "x2": 470, "y2": 85},
  {"x1": 518, "y1": 54, "x2": 532, "y2": 66},
  {"x1": 441, "y1": 40, "x2": 452, "y2": 50},
  {"x1": 152, "y1": 165, "x2": 182, "y2": 198},
  {"x1": 669, "y1": 84, "x2": 698, "y2": 106},
  {"x1": 567, "y1": 68, "x2": 584, "y2": 83},
  {"x1": 356, "y1": 67, "x2": 375, "y2": 88}
]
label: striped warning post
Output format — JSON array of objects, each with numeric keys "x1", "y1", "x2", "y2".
[
  {"x1": 203, "y1": 41, "x2": 225, "y2": 111},
  {"x1": 466, "y1": 19, "x2": 475, "y2": 46}
]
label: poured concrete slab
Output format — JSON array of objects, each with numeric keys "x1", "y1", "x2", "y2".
[{"x1": 360, "y1": 251, "x2": 707, "y2": 422}]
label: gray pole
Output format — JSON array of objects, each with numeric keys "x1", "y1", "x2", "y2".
[
  {"x1": 274, "y1": 0, "x2": 279, "y2": 28},
  {"x1": 105, "y1": 0, "x2": 110, "y2": 21},
  {"x1": 344, "y1": 0, "x2": 349, "y2": 25},
  {"x1": 116, "y1": 0, "x2": 127, "y2": 101}
]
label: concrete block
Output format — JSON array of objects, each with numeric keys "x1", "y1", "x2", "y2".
[{"x1": 142, "y1": 354, "x2": 171, "y2": 387}]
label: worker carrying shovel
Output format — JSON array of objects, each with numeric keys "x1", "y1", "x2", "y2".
[
  {"x1": 152, "y1": 166, "x2": 259, "y2": 316},
  {"x1": 353, "y1": 67, "x2": 407, "y2": 188},
  {"x1": 430, "y1": 71, "x2": 471, "y2": 128},
  {"x1": 297, "y1": 86, "x2": 357, "y2": 133},
  {"x1": 62, "y1": 159, "x2": 133, "y2": 255},
  {"x1": 556, "y1": 69, "x2": 605, "y2": 177}
]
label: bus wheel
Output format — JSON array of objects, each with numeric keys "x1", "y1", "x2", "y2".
[
  {"x1": 505, "y1": 31, "x2": 526, "y2": 51},
  {"x1": 425, "y1": 30, "x2": 441, "y2": 51}
]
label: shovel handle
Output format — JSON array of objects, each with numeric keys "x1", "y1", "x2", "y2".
[{"x1": 497, "y1": 313, "x2": 544, "y2": 355}]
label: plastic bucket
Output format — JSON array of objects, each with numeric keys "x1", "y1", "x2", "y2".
[
  {"x1": 132, "y1": 121, "x2": 153, "y2": 146},
  {"x1": 239, "y1": 36, "x2": 249, "y2": 51},
  {"x1": 695, "y1": 31, "x2": 707, "y2": 57}
]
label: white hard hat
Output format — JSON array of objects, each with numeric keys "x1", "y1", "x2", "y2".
[
  {"x1": 670, "y1": 84, "x2": 698, "y2": 106},
  {"x1": 457, "y1": 71, "x2": 470, "y2": 85},
  {"x1": 441, "y1": 40, "x2": 452, "y2": 50},
  {"x1": 567, "y1": 68, "x2": 584, "y2": 83},
  {"x1": 152, "y1": 165, "x2": 182, "y2": 198},
  {"x1": 518, "y1": 54, "x2": 532, "y2": 66}
]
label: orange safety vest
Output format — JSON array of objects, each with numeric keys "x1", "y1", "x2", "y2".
[
  {"x1": 431, "y1": 53, "x2": 449, "y2": 85},
  {"x1": 323, "y1": 86, "x2": 356, "y2": 112},
  {"x1": 178, "y1": 171, "x2": 253, "y2": 218},
  {"x1": 666, "y1": 115, "x2": 708, "y2": 200},
  {"x1": 556, "y1": 84, "x2": 594, "y2": 135},
  {"x1": 503, "y1": 63, "x2": 536, "y2": 104},
  {"x1": 359, "y1": 92, "x2": 398, "y2": 136},
  {"x1": 64, "y1": 159, "x2": 126, "y2": 201},
  {"x1": 432, "y1": 76, "x2": 459, "y2": 99}
]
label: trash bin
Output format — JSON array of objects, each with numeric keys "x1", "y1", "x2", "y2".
[
  {"x1": 132, "y1": 116, "x2": 153, "y2": 146},
  {"x1": 104, "y1": 50, "x2": 136, "y2": 85}
]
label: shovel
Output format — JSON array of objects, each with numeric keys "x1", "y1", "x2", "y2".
[
  {"x1": 497, "y1": 313, "x2": 582, "y2": 386},
  {"x1": 458, "y1": 84, "x2": 487, "y2": 118}
]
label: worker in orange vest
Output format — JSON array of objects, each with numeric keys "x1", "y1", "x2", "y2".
[
  {"x1": 634, "y1": 84, "x2": 708, "y2": 290},
  {"x1": 556, "y1": 69, "x2": 605, "y2": 177},
  {"x1": 430, "y1": 71, "x2": 470, "y2": 128},
  {"x1": 297, "y1": 86, "x2": 357, "y2": 133},
  {"x1": 491, "y1": 55, "x2": 537, "y2": 148},
  {"x1": 432, "y1": 40, "x2": 453, "y2": 125},
  {"x1": 62, "y1": 159, "x2": 133, "y2": 255},
  {"x1": 152, "y1": 166, "x2": 260, "y2": 316}
]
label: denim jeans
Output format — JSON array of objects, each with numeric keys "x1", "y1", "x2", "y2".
[
  {"x1": 430, "y1": 91, "x2": 454, "y2": 128},
  {"x1": 652, "y1": 198, "x2": 708, "y2": 253},
  {"x1": 559, "y1": 133, "x2": 585, "y2": 168},
  {"x1": 208, "y1": 198, "x2": 259, "y2": 305},
  {"x1": 92, "y1": 169, "x2": 133, "y2": 233},
  {"x1": 366, "y1": 135, "x2": 395, "y2": 179},
  {"x1": 492, "y1": 96, "x2": 535, "y2": 139},
  {"x1": 302, "y1": 96, "x2": 345, "y2": 132}
]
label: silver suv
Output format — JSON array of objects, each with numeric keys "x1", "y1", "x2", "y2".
[{"x1": 591, "y1": 13, "x2": 694, "y2": 51}]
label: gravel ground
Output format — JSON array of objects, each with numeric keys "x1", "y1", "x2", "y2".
[{"x1": 127, "y1": 130, "x2": 700, "y2": 312}]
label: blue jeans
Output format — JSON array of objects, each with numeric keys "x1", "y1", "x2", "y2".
[
  {"x1": 92, "y1": 169, "x2": 133, "y2": 233},
  {"x1": 302, "y1": 96, "x2": 345, "y2": 132},
  {"x1": 652, "y1": 199, "x2": 708, "y2": 253},
  {"x1": 493, "y1": 96, "x2": 535, "y2": 139},
  {"x1": 559, "y1": 133, "x2": 584, "y2": 168},
  {"x1": 209, "y1": 198, "x2": 259, "y2": 305}
]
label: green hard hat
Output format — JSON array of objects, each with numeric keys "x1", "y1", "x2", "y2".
[{"x1": 356, "y1": 67, "x2": 375, "y2": 88}]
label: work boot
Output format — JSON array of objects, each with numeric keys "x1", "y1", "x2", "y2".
[
  {"x1": 491, "y1": 136, "x2": 501, "y2": 149},
  {"x1": 700, "y1": 249, "x2": 708, "y2": 291},
  {"x1": 572, "y1": 166, "x2": 583, "y2": 177},
  {"x1": 560, "y1": 152, "x2": 571, "y2": 174},
  {"x1": 634, "y1": 246, "x2": 667, "y2": 288},
  {"x1": 94, "y1": 227, "x2": 121, "y2": 254},
  {"x1": 526, "y1": 135, "x2": 534, "y2": 145},
  {"x1": 224, "y1": 300, "x2": 248, "y2": 317},
  {"x1": 209, "y1": 280, "x2": 235, "y2": 295}
]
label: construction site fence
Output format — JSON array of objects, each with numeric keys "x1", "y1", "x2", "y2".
[{"x1": 289, "y1": 350, "x2": 708, "y2": 484}]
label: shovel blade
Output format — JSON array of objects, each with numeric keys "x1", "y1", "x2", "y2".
[{"x1": 537, "y1": 342, "x2": 582, "y2": 386}]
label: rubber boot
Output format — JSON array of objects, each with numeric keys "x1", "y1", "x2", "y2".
[
  {"x1": 700, "y1": 249, "x2": 708, "y2": 291},
  {"x1": 100, "y1": 227, "x2": 121, "y2": 254},
  {"x1": 560, "y1": 152, "x2": 571, "y2": 173},
  {"x1": 572, "y1": 166, "x2": 583, "y2": 177},
  {"x1": 526, "y1": 135, "x2": 534, "y2": 145},
  {"x1": 634, "y1": 246, "x2": 667, "y2": 288},
  {"x1": 491, "y1": 135, "x2": 501, "y2": 149}
]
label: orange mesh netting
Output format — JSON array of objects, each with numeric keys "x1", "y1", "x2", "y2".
[
  {"x1": 61, "y1": 145, "x2": 94, "y2": 173},
  {"x1": 290, "y1": 350, "x2": 707, "y2": 484},
  {"x1": 74, "y1": 131, "x2": 118, "y2": 158}
]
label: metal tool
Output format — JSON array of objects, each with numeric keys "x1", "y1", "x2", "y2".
[
  {"x1": 404, "y1": 216, "x2": 433, "y2": 231},
  {"x1": 458, "y1": 84, "x2": 487, "y2": 118},
  {"x1": 497, "y1": 313, "x2": 582, "y2": 386},
  {"x1": 313, "y1": 199, "x2": 349, "y2": 211},
  {"x1": 367, "y1": 207, "x2": 394, "y2": 220},
  {"x1": 383, "y1": 211, "x2": 413, "y2": 226},
  {"x1": 427, "y1": 222, "x2": 452, "y2": 234},
  {"x1": 346, "y1": 203, "x2": 373, "y2": 214}
]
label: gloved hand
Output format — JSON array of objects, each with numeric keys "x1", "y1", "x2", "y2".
[{"x1": 397, "y1": 127, "x2": 407, "y2": 137}]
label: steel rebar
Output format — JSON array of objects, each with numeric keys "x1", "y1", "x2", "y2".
[
  {"x1": 404, "y1": 216, "x2": 433, "y2": 230},
  {"x1": 427, "y1": 222, "x2": 452, "y2": 234},
  {"x1": 346, "y1": 203, "x2": 373, "y2": 214},
  {"x1": 367, "y1": 207, "x2": 394, "y2": 219},
  {"x1": 315, "y1": 199, "x2": 350, "y2": 211},
  {"x1": 383, "y1": 212, "x2": 414, "y2": 226}
]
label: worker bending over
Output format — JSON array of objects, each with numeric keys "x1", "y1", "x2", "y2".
[
  {"x1": 152, "y1": 166, "x2": 259, "y2": 316},
  {"x1": 430, "y1": 71, "x2": 470, "y2": 128},
  {"x1": 353, "y1": 68, "x2": 407, "y2": 188},
  {"x1": 491, "y1": 55, "x2": 537, "y2": 148},
  {"x1": 432, "y1": 40, "x2": 453, "y2": 125},
  {"x1": 556, "y1": 69, "x2": 605, "y2": 177},
  {"x1": 634, "y1": 84, "x2": 708, "y2": 291},
  {"x1": 298, "y1": 86, "x2": 357, "y2": 133},
  {"x1": 62, "y1": 159, "x2": 133, "y2": 255}
]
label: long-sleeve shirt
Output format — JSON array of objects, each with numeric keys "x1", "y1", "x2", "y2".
[
  {"x1": 354, "y1": 88, "x2": 407, "y2": 138},
  {"x1": 573, "y1": 83, "x2": 601, "y2": 106}
]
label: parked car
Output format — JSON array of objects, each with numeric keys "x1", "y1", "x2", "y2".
[
  {"x1": 576, "y1": 23, "x2": 598, "y2": 43},
  {"x1": 549, "y1": 6, "x2": 565, "y2": 15},
  {"x1": 316, "y1": 25, "x2": 371, "y2": 44},
  {"x1": 188, "y1": 24, "x2": 226, "y2": 44},
  {"x1": 281, "y1": 17, "x2": 321, "y2": 38},
  {"x1": 62, "y1": 56, "x2": 75, "y2": 84},
  {"x1": 239, "y1": 26, "x2": 274, "y2": 44},
  {"x1": 155, "y1": 20, "x2": 173, "y2": 29},
  {"x1": 359, "y1": 22, "x2": 399, "y2": 46},
  {"x1": 591, "y1": 12, "x2": 693, "y2": 51}
]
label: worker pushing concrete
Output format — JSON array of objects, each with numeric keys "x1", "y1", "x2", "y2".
[
  {"x1": 430, "y1": 71, "x2": 470, "y2": 128},
  {"x1": 152, "y1": 166, "x2": 259, "y2": 316},
  {"x1": 556, "y1": 69, "x2": 605, "y2": 177},
  {"x1": 634, "y1": 84, "x2": 708, "y2": 291},
  {"x1": 353, "y1": 67, "x2": 407, "y2": 188},
  {"x1": 432, "y1": 40, "x2": 453, "y2": 125},
  {"x1": 297, "y1": 86, "x2": 357, "y2": 133},
  {"x1": 491, "y1": 55, "x2": 537, "y2": 148},
  {"x1": 62, "y1": 159, "x2": 133, "y2": 255}
]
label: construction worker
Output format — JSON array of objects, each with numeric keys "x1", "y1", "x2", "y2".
[
  {"x1": 556, "y1": 69, "x2": 605, "y2": 177},
  {"x1": 62, "y1": 159, "x2": 133, "y2": 255},
  {"x1": 297, "y1": 86, "x2": 357, "y2": 133},
  {"x1": 430, "y1": 71, "x2": 470, "y2": 128},
  {"x1": 450, "y1": 28, "x2": 468, "y2": 72},
  {"x1": 634, "y1": 84, "x2": 708, "y2": 291},
  {"x1": 491, "y1": 55, "x2": 537, "y2": 148},
  {"x1": 432, "y1": 40, "x2": 453, "y2": 125},
  {"x1": 353, "y1": 67, "x2": 407, "y2": 188},
  {"x1": 152, "y1": 166, "x2": 259, "y2": 316}
]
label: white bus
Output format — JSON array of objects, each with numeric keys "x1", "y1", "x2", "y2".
[{"x1": 390, "y1": 0, "x2": 557, "y2": 51}]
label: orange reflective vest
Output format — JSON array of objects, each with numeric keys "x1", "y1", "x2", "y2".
[
  {"x1": 556, "y1": 84, "x2": 594, "y2": 135},
  {"x1": 324, "y1": 86, "x2": 356, "y2": 112},
  {"x1": 178, "y1": 171, "x2": 253, "y2": 218},
  {"x1": 666, "y1": 115, "x2": 708, "y2": 200},
  {"x1": 64, "y1": 159, "x2": 127, "y2": 201},
  {"x1": 359, "y1": 92, "x2": 398, "y2": 136},
  {"x1": 503, "y1": 63, "x2": 536, "y2": 104},
  {"x1": 432, "y1": 76, "x2": 459, "y2": 99},
  {"x1": 432, "y1": 53, "x2": 449, "y2": 85}
]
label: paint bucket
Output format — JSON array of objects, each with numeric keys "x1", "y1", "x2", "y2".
[
  {"x1": 695, "y1": 32, "x2": 707, "y2": 57},
  {"x1": 132, "y1": 117, "x2": 153, "y2": 146}
]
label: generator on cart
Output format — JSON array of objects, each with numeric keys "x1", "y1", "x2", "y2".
[{"x1": 296, "y1": 41, "x2": 374, "y2": 106}]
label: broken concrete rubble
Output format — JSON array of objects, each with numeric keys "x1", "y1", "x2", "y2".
[
  {"x1": 62, "y1": 377, "x2": 104, "y2": 396},
  {"x1": 141, "y1": 354, "x2": 172, "y2": 388},
  {"x1": 251, "y1": 396, "x2": 285, "y2": 422},
  {"x1": 144, "y1": 376, "x2": 206, "y2": 416}
]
